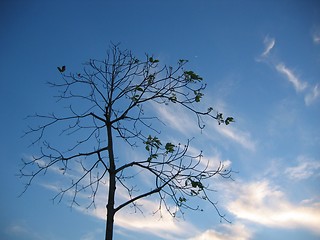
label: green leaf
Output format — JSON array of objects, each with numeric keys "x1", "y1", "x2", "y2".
[
  {"x1": 153, "y1": 137, "x2": 162, "y2": 148},
  {"x1": 57, "y1": 65, "x2": 66, "y2": 73},
  {"x1": 145, "y1": 135, "x2": 162, "y2": 150},
  {"x1": 188, "y1": 178, "x2": 203, "y2": 190},
  {"x1": 147, "y1": 153, "x2": 158, "y2": 162},
  {"x1": 216, "y1": 113, "x2": 224, "y2": 124},
  {"x1": 135, "y1": 86, "x2": 143, "y2": 92},
  {"x1": 146, "y1": 74, "x2": 155, "y2": 84},
  {"x1": 131, "y1": 95, "x2": 139, "y2": 102},
  {"x1": 149, "y1": 57, "x2": 159, "y2": 63},
  {"x1": 225, "y1": 117, "x2": 234, "y2": 125},
  {"x1": 184, "y1": 70, "x2": 203, "y2": 82},
  {"x1": 194, "y1": 91, "x2": 204, "y2": 102},
  {"x1": 178, "y1": 59, "x2": 188, "y2": 64},
  {"x1": 165, "y1": 142, "x2": 175, "y2": 153},
  {"x1": 169, "y1": 94, "x2": 177, "y2": 103}
]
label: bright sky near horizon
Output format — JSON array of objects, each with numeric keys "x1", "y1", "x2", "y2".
[{"x1": 1, "y1": 1, "x2": 320, "y2": 240}]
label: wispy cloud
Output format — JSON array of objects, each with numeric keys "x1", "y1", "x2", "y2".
[
  {"x1": 116, "y1": 205, "x2": 198, "y2": 240},
  {"x1": 153, "y1": 103, "x2": 198, "y2": 136},
  {"x1": 275, "y1": 63, "x2": 308, "y2": 92},
  {"x1": 186, "y1": 145, "x2": 232, "y2": 171},
  {"x1": 213, "y1": 124, "x2": 256, "y2": 151},
  {"x1": 257, "y1": 36, "x2": 320, "y2": 107},
  {"x1": 312, "y1": 30, "x2": 320, "y2": 44},
  {"x1": 285, "y1": 156, "x2": 320, "y2": 180},
  {"x1": 63, "y1": 164, "x2": 234, "y2": 240},
  {"x1": 153, "y1": 99, "x2": 256, "y2": 152},
  {"x1": 262, "y1": 36, "x2": 275, "y2": 57},
  {"x1": 304, "y1": 84, "x2": 320, "y2": 106},
  {"x1": 255, "y1": 36, "x2": 275, "y2": 62},
  {"x1": 227, "y1": 180, "x2": 320, "y2": 235},
  {"x1": 52, "y1": 172, "x2": 197, "y2": 240},
  {"x1": 152, "y1": 85, "x2": 257, "y2": 153},
  {"x1": 5, "y1": 222, "x2": 51, "y2": 240},
  {"x1": 77, "y1": 194, "x2": 198, "y2": 240},
  {"x1": 189, "y1": 222, "x2": 252, "y2": 240},
  {"x1": 79, "y1": 188, "x2": 251, "y2": 240},
  {"x1": 80, "y1": 229, "x2": 104, "y2": 240}
]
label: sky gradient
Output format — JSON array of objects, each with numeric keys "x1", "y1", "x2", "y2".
[{"x1": 1, "y1": 1, "x2": 320, "y2": 240}]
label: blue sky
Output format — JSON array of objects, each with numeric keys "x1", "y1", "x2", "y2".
[{"x1": 1, "y1": 0, "x2": 320, "y2": 239}]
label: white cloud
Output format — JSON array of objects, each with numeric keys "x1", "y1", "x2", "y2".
[
  {"x1": 285, "y1": 156, "x2": 320, "y2": 180},
  {"x1": 312, "y1": 30, "x2": 320, "y2": 44},
  {"x1": 39, "y1": 152, "x2": 320, "y2": 239},
  {"x1": 81, "y1": 189, "x2": 251, "y2": 240},
  {"x1": 152, "y1": 90, "x2": 256, "y2": 153},
  {"x1": 7, "y1": 224, "x2": 29, "y2": 236},
  {"x1": 61, "y1": 176, "x2": 197, "y2": 239},
  {"x1": 214, "y1": 124, "x2": 256, "y2": 151},
  {"x1": 186, "y1": 145, "x2": 232, "y2": 171},
  {"x1": 304, "y1": 84, "x2": 320, "y2": 106},
  {"x1": 116, "y1": 210, "x2": 197, "y2": 239},
  {"x1": 80, "y1": 229, "x2": 103, "y2": 240},
  {"x1": 275, "y1": 63, "x2": 308, "y2": 92},
  {"x1": 153, "y1": 99, "x2": 257, "y2": 152},
  {"x1": 227, "y1": 180, "x2": 320, "y2": 235},
  {"x1": 257, "y1": 37, "x2": 320, "y2": 107},
  {"x1": 313, "y1": 35, "x2": 320, "y2": 44},
  {"x1": 189, "y1": 223, "x2": 252, "y2": 240},
  {"x1": 261, "y1": 36, "x2": 275, "y2": 57},
  {"x1": 5, "y1": 222, "x2": 49, "y2": 240},
  {"x1": 78, "y1": 195, "x2": 198, "y2": 240},
  {"x1": 153, "y1": 103, "x2": 198, "y2": 136}
]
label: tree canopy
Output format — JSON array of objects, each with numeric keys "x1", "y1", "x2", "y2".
[{"x1": 20, "y1": 44, "x2": 234, "y2": 240}]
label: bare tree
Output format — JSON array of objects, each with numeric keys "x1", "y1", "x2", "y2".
[{"x1": 20, "y1": 45, "x2": 234, "y2": 240}]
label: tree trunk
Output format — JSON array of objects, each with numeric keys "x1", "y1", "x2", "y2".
[
  {"x1": 105, "y1": 171, "x2": 115, "y2": 240},
  {"x1": 105, "y1": 121, "x2": 116, "y2": 240}
]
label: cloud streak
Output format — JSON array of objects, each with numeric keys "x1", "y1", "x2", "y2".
[
  {"x1": 5, "y1": 222, "x2": 50, "y2": 240},
  {"x1": 285, "y1": 156, "x2": 320, "y2": 180},
  {"x1": 214, "y1": 124, "x2": 256, "y2": 151},
  {"x1": 258, "y1": 35, "x2": 319, "y2": 106},
  {"x1": 227, "y1": 180, "x2": 320, "y2": 235},
  {"x1": 262, "y1": 36, "x2": 275, "y2": 57},
  {"x1": 313, "y1": 30, "x2": 320, "y2": 44},
  {"x1": 189, "y1": 222, "x2": 252, "y2": 240},
  {"x1": 275, "y1": 63, "x2": 307, "y2": 92},
  {"x1": 76, "y1": 194, "x2": 199, "y2": 240},
  {"x1": 153, "y1": 102, "x2": 198, "y2": 136},
  {"x1": 304, "y1": 84, "x2": 320, "y2": 106}
]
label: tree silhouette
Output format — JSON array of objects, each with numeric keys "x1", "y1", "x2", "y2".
[{"x1": 20, "y1": 44, "x2": 234, "y2": 240}]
